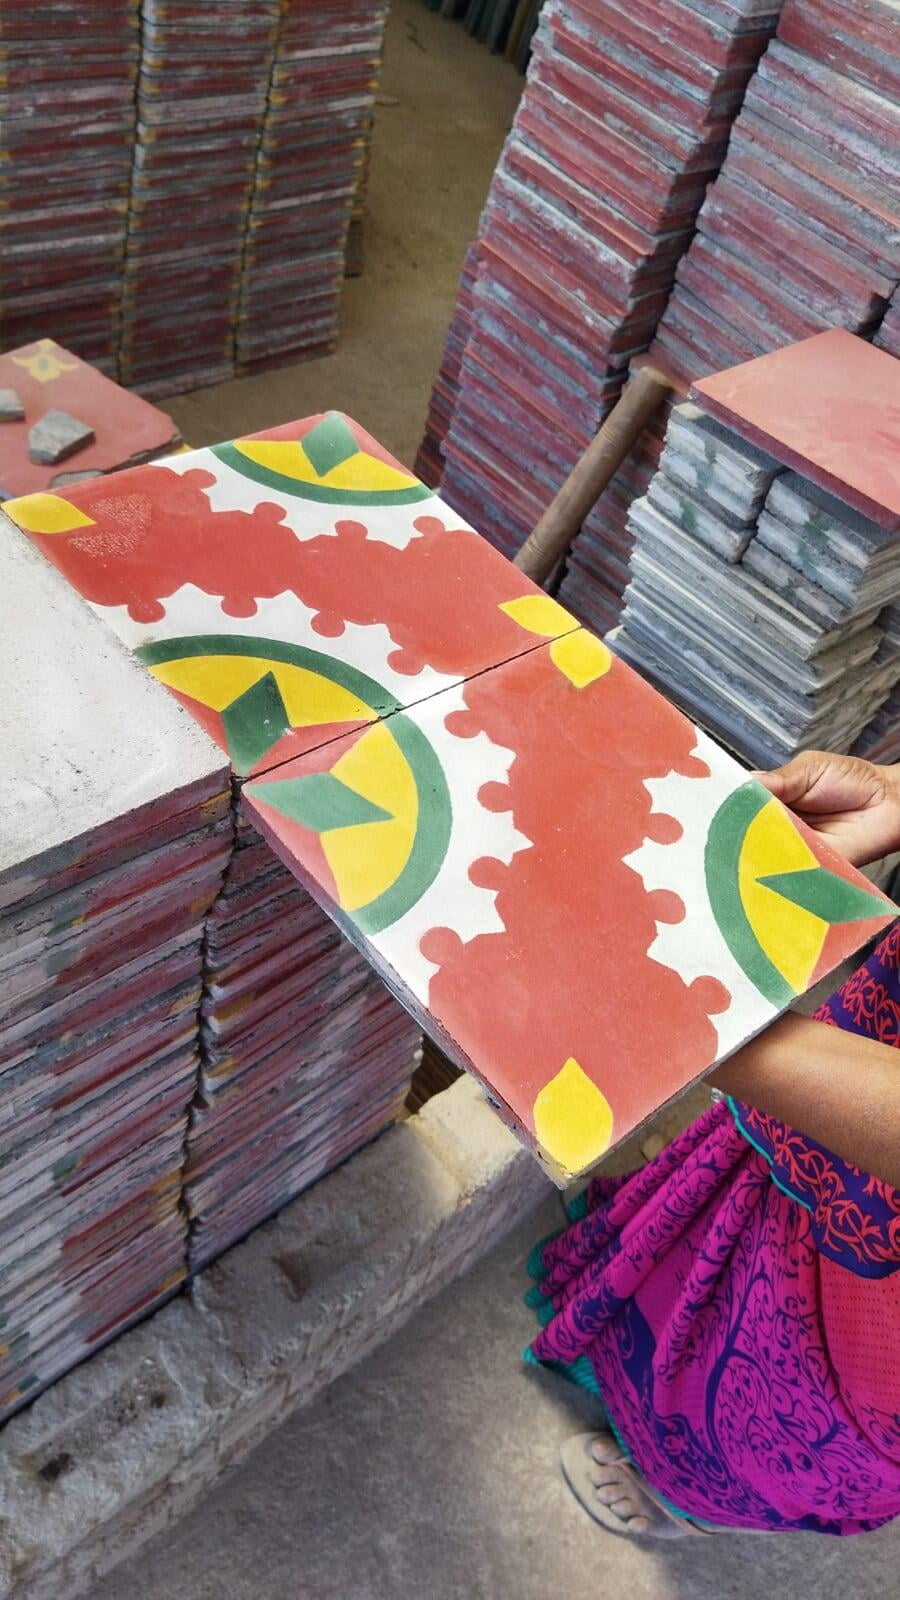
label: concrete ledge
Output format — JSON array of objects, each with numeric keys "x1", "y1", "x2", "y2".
[{"x1": 0, "y1": 1080, "x2": 550, "y2": 1600}]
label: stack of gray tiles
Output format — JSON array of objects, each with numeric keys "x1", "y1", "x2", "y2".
[{"x1": 615, "y1": 399, "x2": 900, "y2": 768}]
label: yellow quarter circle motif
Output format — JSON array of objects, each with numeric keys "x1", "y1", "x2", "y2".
[
  {"x1": 148, "y1": 655, "x2": 372, "y2": 730},
  {"x1": 740, "y1": 798, "x2": 824, "y2": 992},
  {"x1": 323, "y1": 723, "x2": 419, "y2": 912},
  {"x1": 233, "y1": 438, "x2": 420, "y2": 497},
  {"x1": 533, "y1": 1058, "x2": 615, "y2": 1179}
]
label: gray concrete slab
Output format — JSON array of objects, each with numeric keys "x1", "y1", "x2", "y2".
[
  {"x1": 0, "y1": 523, "x2": 226, "y2": 889},
  {"x1": 86, "y1": 1192, "x2": 900, "y2": 1600}
]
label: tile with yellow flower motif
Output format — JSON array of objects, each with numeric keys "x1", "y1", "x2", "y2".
[
  {"x1": 243, "y1": 636, "x2": 894, "y2": 1183},
  {"x1": 0, "y1": 341, "x2": 179, "y2": 500},
  {"x1": 3, "y1": 411, "x2": 580, "y2": 776}
]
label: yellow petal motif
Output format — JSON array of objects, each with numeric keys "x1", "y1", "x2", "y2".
[
  {"x1": 324, "y1": 722, "x2": 417, "y2": 912},
  {"x1": 3, "y1": 492, "x2": 95, "y2": 534},
  {"x1": 498, "y1": 594, "x2": 577, "y2": 636},
  {"x1": 549, "y1": 630, "x2": 612, "y2": 688},
  {"x1": 533, "y1": 1058, "x2": 614, "y2": 1179}
]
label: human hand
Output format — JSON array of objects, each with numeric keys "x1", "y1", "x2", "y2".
[{"x1": 756, "y1": 751, "x2": 900, "y2": 867}]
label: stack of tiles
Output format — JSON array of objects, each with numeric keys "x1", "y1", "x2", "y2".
[
  {"x1": 647, "y1": 0, "x2": 900, "y2": 389},
  {"x1": 235, "y1": 1, "x2": 388, "y2": 373},
  {"x1": 118, "y1": 0, "x2": 280, "y2": 395},
  {"x1": 185, "y1": 814, "x2": 418, "y2": 1270},
  {"x1": 876, "y1": 287, "x2": 900, "y2": 360},
  {"x1": 559, "y1": 0, "x2": 900, "y2": 633},
  {"x1": 0, "y1": 0, "x2": 138, "y2": 370},
  {"x1": 0, "y1": 340, "x2": 179, "y2": 502},
  {"x1": 345, "y1": 111, "x2": 376, "y2": 278},
  {"x1": 414, "y1": 244, "x2": 481, "y2": 490},
  {"x1": 426, "y1": 0, "x2": 781, "y2": 557},
  {"x1": 555, "y1": 407, "x2": 668, "y2": 636},
  {"x1": 0, "y1": 524, "x2": 229, "y2": 1421},
  {"x1": 616, "y1": 333, "x2": 900, "y2": 768}
]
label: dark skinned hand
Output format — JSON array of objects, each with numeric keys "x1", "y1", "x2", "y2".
[{"x1": 756, "y1": 752, "x2": 900, "y2": 868}]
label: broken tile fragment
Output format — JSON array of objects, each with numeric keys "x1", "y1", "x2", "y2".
[
  {"x1": 0, "y1": 389, "x2": 25, "y2": 422},
  {"x1": 28, "y1": 410, "x2": 96, "y2": 466}
]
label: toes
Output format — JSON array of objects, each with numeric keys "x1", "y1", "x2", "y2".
[
  {"x1": 609, "y1": 1496, "x2": 642, "y2": 1519},
  {"x1": 593, "y1": 1483, "x2": 638, "y2": 1512},
  {"x1": 589, "y1": 1466, "x2": 623, "y2": 1489},
  {"x1": 592, "y1": 1482, "x2": 622, "y2": 1505},
  {"x1": 590, "y1": 1436, "x2": 624, "y2": 1465},
  {"x1": 628, "y1": 1514, "x2": 652, "y2": 1534}
]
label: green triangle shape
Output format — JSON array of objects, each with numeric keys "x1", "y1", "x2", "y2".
[
  {"x1": 250, "y1": 771, "x2": 394, "y2": 834},
  {"x1": 757, "y1": 866, "x2": 888, "y2": 925},
  {"x1": 302, "y1": 413, "x2": 360, "y2": 478},
  {"x1": 221, "y1": 671, "x2": 291, "y2": 773}
]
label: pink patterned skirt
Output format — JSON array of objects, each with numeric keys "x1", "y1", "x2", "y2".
[{"x1": 525, "y1": 924, "x2": 900, "y2": 1534}]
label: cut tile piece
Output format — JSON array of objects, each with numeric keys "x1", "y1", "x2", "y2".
[
  {"x1": 28, "y1": 409, "x2": 95, "y2": 465},
  {"x1": 243, "y1": 635, "x2": 894, "y2": 1184},
  {"x1": 0, "y1": 389, "x2": 25, "y2": 422},
  {"x1": 0, "y1": 341, "x2": 180, "y2": 500},
  {"x1": 691, "y1": 331, "x2": 900, "y2": 530},
  {"x1": 4, "y1": 412, "x2": 580, "y2": 777}
]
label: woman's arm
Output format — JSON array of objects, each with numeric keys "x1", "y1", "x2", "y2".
[{"x1": 709, "y1": 1011, "x2": 900, "y2": 1188}]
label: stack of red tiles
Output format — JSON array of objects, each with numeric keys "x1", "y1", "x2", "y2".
[
  {"x1": 0, "y1": 0, "x2": 139, "y2": 371},
  {"x1": 414, "y1": 243, "x2": 481, "y2": 489},
  {"x1": 648, "y1": 0, "x2": 900, "y2": 388},
  {"x1": 559, "y1": 0, "x2": 900, "y2": 636},
  {"x1": 235, "y1": 0, "x2": 389, "y2": 373},
  {"x1": 417, "y1": 0, "x2": 781, "y2": 561},
  {"x1": 875, "y1": 286, "x2": 900, "y2": 361}
]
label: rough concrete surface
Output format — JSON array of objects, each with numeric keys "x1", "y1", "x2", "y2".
[
  {"x1": 166, "y1": 0, "x2": 522, "y2": 469},
  {"x1": 0, "y1": 1081, "x2": 548, "y2": 1600},
  {"x1": 87, "y1": 1193, "x2": 900, "y2": 1600},
  {"x1": 0, "y1": 518, "x2": 226, "y2": 877}
]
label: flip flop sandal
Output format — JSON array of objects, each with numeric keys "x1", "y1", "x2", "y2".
[{"x1": 560, "y1": 1432, "x2": 709, "y2": 1540}]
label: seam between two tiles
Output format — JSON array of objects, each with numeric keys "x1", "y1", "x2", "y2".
[{"x1": 237, "y1": 622, "x2": 588, "y2": 789}]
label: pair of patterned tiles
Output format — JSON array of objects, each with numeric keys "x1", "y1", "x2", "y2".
[{"x1": 5, "y1": 410, "x2": 894, "y2": 1183}]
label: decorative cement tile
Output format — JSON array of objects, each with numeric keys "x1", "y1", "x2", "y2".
[
  {"x1": 243, "y1": 633, "x2": 894, "y2": 1184},
  {"x1": 4, "y1": 411, "x2": 579, "y2": 776}
]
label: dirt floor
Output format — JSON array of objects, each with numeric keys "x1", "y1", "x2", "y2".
[
  {"x1": 166, "y1": 0, "x2": 522, "y2": 467},
  {"x1": 87, "y1": 6, "x2": 900, "y2": 1597}
]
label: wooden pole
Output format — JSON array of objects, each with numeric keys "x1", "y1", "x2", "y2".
[{"x1": 513, "y1": 364, "x2": 672, "y2": 586}]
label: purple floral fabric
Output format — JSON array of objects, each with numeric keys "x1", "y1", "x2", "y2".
[{"x1": 526, "y1": 925, "x2": 900, "y2": 1533}]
